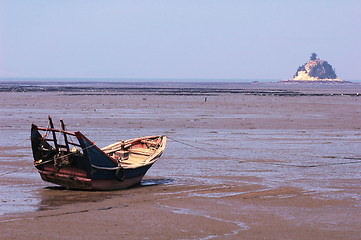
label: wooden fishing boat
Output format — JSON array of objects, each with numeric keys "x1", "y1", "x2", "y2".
[{"x1": 31, "y1": 117, "x2": 167, "y2": 190}]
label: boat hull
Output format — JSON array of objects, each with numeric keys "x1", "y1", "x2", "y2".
[
  {"x1": 37, "y1": 163, "x2": 153, "y2": 190},
  {"x1": 38, "y1": 170, "x2": 146, "y2": 190},
  {"x1": 31, "y1": 118, "x2": 166, "y2": 191}
]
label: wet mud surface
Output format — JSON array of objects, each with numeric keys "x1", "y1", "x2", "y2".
[{"x1": 1, "y1": 82, "x2": 361, "y2": 239}]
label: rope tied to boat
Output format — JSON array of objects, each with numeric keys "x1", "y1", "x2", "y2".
[
  {"x1": 167, "y1": 136, "x2": 361, "y2": 168},
  {"x1": 13, "y1": 137, "x2": 30, "y2": 146},
  {"x1": 2, "y1": 135, "x2": 361, "y2": 178},
  {"x1": 168, "y1": 137, "x2": 229, "y2": 158},
  {"x1": 0, "y1": 140, "x2": 97, "y2": 176}
]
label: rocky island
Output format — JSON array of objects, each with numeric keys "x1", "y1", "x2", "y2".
[{"x1": 283, "y1": 53, "x2": 345, "y2": 83}]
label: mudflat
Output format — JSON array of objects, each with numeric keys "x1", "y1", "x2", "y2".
[{"x1": 1, "y1": 82, "x2": 361, "y2": 239}]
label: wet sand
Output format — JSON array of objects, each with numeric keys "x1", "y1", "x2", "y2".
[{"x1": 1, "y1": 82, "x2": 361, "y2": 239}]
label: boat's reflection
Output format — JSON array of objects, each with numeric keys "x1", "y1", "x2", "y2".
[{"x1": 36, "y1": 178, "x2": 174, "y2": 211}]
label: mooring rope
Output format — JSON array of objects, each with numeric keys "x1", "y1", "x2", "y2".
[
  {"x1": 168, "y1": 137, "x2": 232, "y2": 158},
  {"x1": 13, "y1": 137, "x2": 30, "y2": 146},
  {"x1": 0, "y1": 138, "x2": 33, "y2": 176},
  {"x1": 1, "y1": 136, "x2": 361, "y2": 177},
  {"x1": 0, "y1": 166, "x2": 33, "y2": 176},
  {"x1": 167, "y1": 136, "x2": 361, "y2": 168},
  {"x1": 0, "y1": 138, "x2": 96, "y2": 176}
]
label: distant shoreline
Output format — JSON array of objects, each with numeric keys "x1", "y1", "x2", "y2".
[
  {"x1": 1, "y1": 77, "x2": 359, "y2": 84},
  {"x1": 1, "y1": 81, "x2": 361, "y2": 97}
]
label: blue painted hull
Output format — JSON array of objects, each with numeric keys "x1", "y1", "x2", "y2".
[{"x1": 37, "y1": 162, "x2": 154, "y2": 190}]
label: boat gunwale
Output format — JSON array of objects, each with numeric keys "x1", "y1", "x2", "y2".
[{"x1": 101, "y1": 135, "x2": 167, "y2": 169}]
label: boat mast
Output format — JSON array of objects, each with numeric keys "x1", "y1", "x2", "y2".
[
  {"x1": 60, "y1": 119, "x2": 70, "y2": 153},
  {"x1": 48, "y1": 115, "x2": 59, "y2": 151}
]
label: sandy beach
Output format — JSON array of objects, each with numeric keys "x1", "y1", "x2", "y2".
[{"x1": 1, "y1": 82, "x2": 361, "y2": 239}]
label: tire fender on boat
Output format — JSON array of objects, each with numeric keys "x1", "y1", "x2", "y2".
[{"x1": 115, "y1": 167, "x2": 125, "y2": 181}]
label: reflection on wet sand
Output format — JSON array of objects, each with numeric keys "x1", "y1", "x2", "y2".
[{"x1": 36, "y1": 178, "x2": 174, "y2": 211}]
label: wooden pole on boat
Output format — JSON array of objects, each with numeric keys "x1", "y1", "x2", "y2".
[
  {"x1": 60, "y1": 119, "x2": 70, "y2": 153},
  {"x1": 48, "y1": 116, "x2": 59, "y2": 151}
]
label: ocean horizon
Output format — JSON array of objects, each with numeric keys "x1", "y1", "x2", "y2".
[
  {"x1": 0, "y1": 77, "x2": 296, "y2": 83},
  {"x1": 1, "y1": 77, "x2": 360, "y2": 84}
]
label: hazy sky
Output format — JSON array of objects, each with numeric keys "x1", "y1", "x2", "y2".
[{"x1": 1, "y1": 0, "x2": 360, "y2": 81}]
